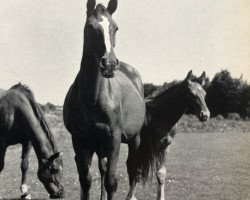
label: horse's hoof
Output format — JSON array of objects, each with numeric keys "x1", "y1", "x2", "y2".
[{"x1": 21, "y1": 193, "x2": 31, "y2": 200}]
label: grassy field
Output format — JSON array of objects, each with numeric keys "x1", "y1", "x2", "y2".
[{"x1": 0, "y1": 109, "x2": 250, "y2": 200}]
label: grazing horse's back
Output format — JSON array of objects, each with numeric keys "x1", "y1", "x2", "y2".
[{"x1": 0, "y1": 88, "x2": 29, "y2": 140}]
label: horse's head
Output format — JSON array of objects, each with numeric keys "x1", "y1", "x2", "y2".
[
  {"x1": 184, "y1": 70, "x2": 210, "y2": 122},
  {"x1": 85, "y1": 0, "x2": 119, "y2": 78},
  {"x1": 38, "y1": 152, "x2": 65, "y2": 199}
]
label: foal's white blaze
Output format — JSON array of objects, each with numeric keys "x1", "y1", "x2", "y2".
[{"x1": 100, "y1": 15, "x2": 111, "y2": 53}]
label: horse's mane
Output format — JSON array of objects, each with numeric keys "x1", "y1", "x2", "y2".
[
  {"x1": 147, "y1": 81, "x2": 182, "y2": 101},
  {"x1": 10, "y1": 83, "x2": 34, "y2": 97},
  {"x1": 94, "y1": 4, "x2": 110, "y2": 16},
  {"x1": 10, "y1": 83, "x2": 57, "y2": 152},
  {"x1": 145, "y1": 81, "x2": 184, "y2": 121}
]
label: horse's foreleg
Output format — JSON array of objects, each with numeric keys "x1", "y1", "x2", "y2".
[
  {"x1": 156, "y1": 165, "x2": 167, "y2": 200},
  {"x1": 20, "y1": 141, "x2": 32, "y2": 200},
  {"x1": 126, "y1": 135, "x2": 140, "y2": 200},
  {"x1": 0, "y1": 140, "x2": 6, "y2": 173},
  {"x1": 73, "y1": 138, "x2": 94, "y2": 200},
  {"x1": 105, "y1": 133, "x2": 121, "y2": 200},
  {"x1": 156, "y1": 147, "x2": 170, "y2": 200},
  {"x1": 0, "y1": 140, "x2": 7, "y2": 200},
  {"x1": 98, "y1": 157, "x2": 107, "y2": 200}
]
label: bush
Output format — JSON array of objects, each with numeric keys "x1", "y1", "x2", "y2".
[
  {"x1": 226, "y1": 113, "x2": 241, "y2": 121},
  {"x1": 216, "y1": 115, "x2": 224, "y2": 120},
  {"x1": 40, "y1": 102, "x2": 56, "y2": 112}
]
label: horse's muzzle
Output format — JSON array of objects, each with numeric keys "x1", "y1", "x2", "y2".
[
  {"x1": 100, "y1": 58, "x2": 120, "y2": 78},
  {"x1": 199, "y1": 111, "x2": 210, "y2": 122}
]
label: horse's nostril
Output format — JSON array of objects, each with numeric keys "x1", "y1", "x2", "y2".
[
  {"x1": 101, "y1": 58, "x2": 106, "y2": 67},
  {"x1": 116, "y1": 59, "x2": 119, "y2": 65},
  {"x1": 200, "y1": 112, "x2": 204, "y2": 118}
]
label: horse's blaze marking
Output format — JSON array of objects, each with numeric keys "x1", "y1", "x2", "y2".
[{"x1": 100, "y1": 15, "x2": 111, "y2": 53}]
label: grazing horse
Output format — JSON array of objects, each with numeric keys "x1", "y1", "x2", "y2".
[
  {"x1": 126, "y1": 70, "x2": 210, "y2": 200},
  {"x1": 0, "y1": 83, "x2": 65, "y2": 199},
  {"x1": 63, "y1": 0, "x2": 145, "y2": 200}
]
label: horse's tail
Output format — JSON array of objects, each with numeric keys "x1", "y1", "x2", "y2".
[{"x1": 133, "y1": 112, "x2": 166, "y2": 184}]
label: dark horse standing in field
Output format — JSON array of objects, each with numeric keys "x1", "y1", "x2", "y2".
[
  {"x1": 63, "y1": 0, "x2": 145, "y2": 200},
  {"x1": 0, "y1": 83, "x2": 65, "y2": 199},
  {"x1": 127, "y1": 71, "x2": 210, "y2": 200}
]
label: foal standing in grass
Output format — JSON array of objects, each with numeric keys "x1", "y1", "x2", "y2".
[{"x1": 127, "y1": 71, "x2": 210, "y2": 200}]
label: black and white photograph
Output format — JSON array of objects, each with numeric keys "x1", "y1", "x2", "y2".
[{"x1": 0, "y1": 0, "x2": 249, "y2": 199}]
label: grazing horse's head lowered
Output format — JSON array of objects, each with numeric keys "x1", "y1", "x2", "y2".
[
  {"x1": 38, "y1": 152, "x2": 65, "y2": 199},
  {"x1": 85, "y1": 0, "x2": 119, "y2": 78},
  {"x1": 184, "y1": 70, "x2": 210, "y2": 122}
]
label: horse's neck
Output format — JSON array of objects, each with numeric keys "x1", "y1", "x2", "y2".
[
  {"x1": 147, "y1": 84, "x2": 188, "y2": 129},
  {"x1": 30, "y1": 126, "x2": 57, "y2": 165},
  {"x1": 76, "y1": 54, "x2": 104, "y2": 106}
]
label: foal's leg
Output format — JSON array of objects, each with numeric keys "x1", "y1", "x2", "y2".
[
  {"x1": 126, "y1": 135, "x2": 140, "y2": 200},
  {"x1": 156, "y1": 146, "x2": 170, "y2": 200},
  {"x1": 104, "y1": 131, "x2": 121, "y2": 200},
  {"x1": 20, "y1": 141, "x2": 32, "y2": 200},
  {"x1": 73, "y1": 137, "x2": 94, "y2": 200}
]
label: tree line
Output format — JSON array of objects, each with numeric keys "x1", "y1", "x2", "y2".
[{"x1": 144, "y1": 70, "x2": 250, "y2": 119}]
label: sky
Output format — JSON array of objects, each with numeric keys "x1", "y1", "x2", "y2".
[{"x1": 0, "y1": 0, "x2": 249, "y2": 105}]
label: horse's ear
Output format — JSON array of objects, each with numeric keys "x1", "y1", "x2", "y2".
[
  {"x1": 107, "y1": 0, "x2": 118, "y2": 15},
  {"x1": 198, "y1": 71, "x2": 206, "y2": 86},
  {"x1": 87, "y1": 0, "x2": 96, "y2": 16},
  {"x1": 186, "y1": 70, "x2": 193, "y2": 81}
]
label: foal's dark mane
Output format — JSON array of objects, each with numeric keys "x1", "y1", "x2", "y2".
[
  {"x1": 145, "y1": 81, "x2": 185, "y2": 122},
  {"x1": 148, "y1": 81, "x2": 182, "y2": 100},
  {"x1": 10, "y1": 83, "x2": 57, "y2": 153}
]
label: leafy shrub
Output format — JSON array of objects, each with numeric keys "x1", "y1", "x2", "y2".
[
  {"x1": 226, "y1": 113, "x2": 241, "y2": 121},
  {"x1": 40, "y1": 102, "x2": 56, "y2": 112},
  {"x1": 216, "y1": 115, "x2": 224, "y2": 120}
]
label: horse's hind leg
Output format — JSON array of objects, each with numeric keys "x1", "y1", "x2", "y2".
[
  {"x1": 98, "y1": 156, "x2": 107, "y2": 200},
  {"x1": 20, "y1": 141, "x2": 32, "y2": 200},
  {"x1": 73, "y1": 137, "x2": 94, "y2": 200},
  {"x1": 156, "y1": 147, "x2": 170, "y2": 200},
  {"x1": 126, "y1": 135, "x2": 140, "y2": 200}
]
